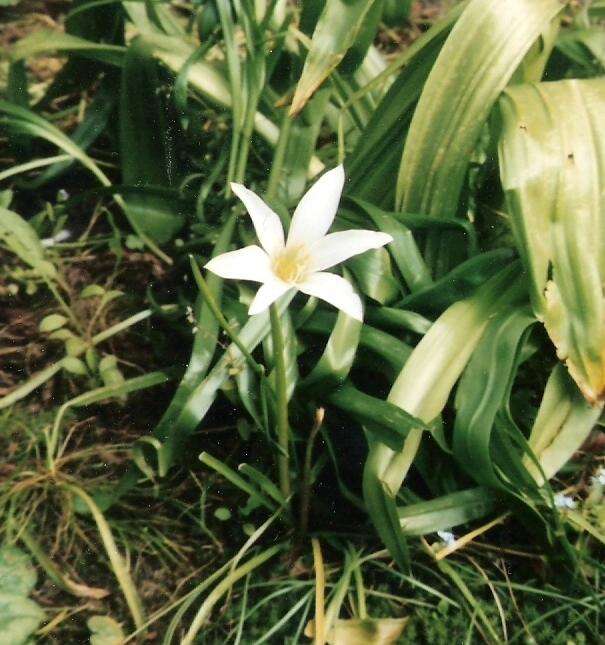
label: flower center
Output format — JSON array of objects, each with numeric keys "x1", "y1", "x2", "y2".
[{"x1": 272, "y1": 245, "x2": 310, "y2": 284}]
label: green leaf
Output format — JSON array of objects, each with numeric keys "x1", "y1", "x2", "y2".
[
  {"x1": 363, "y1": 265, "x2": 525, "y2": 568},
  {"x1": 145, "y1": 217, "x2": 236, "y2": 450},
  {"x1": 119, "y1": 39, "x2": 183, "y2": 243},
  {"x1": 39, "y1": 314, "x2": 68, "y2": 333},
  {"x1": 269, "y1": 88, "x2": 332, "y2": 206},
  {"x1": 0, "y1": 100, "x2": 170, "y2": 263},
  {"x1": 113, "y1": 292, "x2": 296, "y2": 501},
  {"x1": 398, "y1": 488, "x2": 496, "y2": 536},
  {"x1": 0, "y1": 547, "x2": 43, "y2": 645},
  {"x1": 19, "y1": 74, "x2": 120, "y2": 189},
  {"x1": 302, "y1": 311, "x2": 411, "y2": 377},
  {"x1": 140, "y1": 30, "x2": 281, "y2": 148},
  {"x1": 396, "y1": 0, "x2": 565, "y2": 217},
  {"x1": 290, "y1": 0, "x2": 381, "y2": 115},
  {"x1": 49, "y1": 329, "x2": 74, "y2": 341},
  {"x1": 346, "y1": 4, "x2": 462, "y2": 208},
  {"x1": 301, "y1": 305, "x2": 362, "y2": 394},
  {"x1": 399, "y1": 249, "x2": 516, "y2": 316},
  {"x1": 213, "y1": 507, "x2": 232, "y2": 521},
  {"x1": 556, "y1": 28, "x2": 605, "y2": 71},
  {"x1": 10, "y1": 30, "x2": 125, "y2": 66},
  {"x1": 327, "y1": 382, "x2": 431, "y2": 452},
  {"x1": 498, "y1": 78, "x2": 605, "y2": 403},
  {"x1": 200, "y1": 452, "x2": 277, "y2": 513},
  {"x1": 0, "y1": 206, "x2": 57, "y2": 280},
  {"x1": 63, "y1": 357, "x2": 89, "y2": 376},
  {"x1": 382, "y1": 0, "x2": 412, "y2": 25},
  {"x1": 524, "y1": 364, "x2": 602, "y2": 484},
  {"x1": 88, "y1": 615, "x2": 125, "y2": 645},
  {"x1": 0, "y1": 547, "x2": 37, "y2": 596},
  {"x1": 65, "y1": 337, "x2": 89, "y2": 357},
  {"x1": 0, "y1": 593, "x2": 44, "y2": 645},
  {"x1": 80, "y1": 285, "x2": 106, "y2": 298},
  {"x1": 453, "y1": 306, "x2": 537, "y2": 491},
  {"x1": 346, "y1": 200, "x2": 432, "y2": 293}
]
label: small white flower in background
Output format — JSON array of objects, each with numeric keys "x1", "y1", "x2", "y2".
[
  {"x1": 437, "y1": 530, "x2": 456, "y2": 547},
  {"x1": 205, "y1": 166, "x2": 393, "y2": 321},
  {"x1": 41, "y1": 229, "x2": 71, "y2": 248},
  {"x1": 591, "y1": 467, "x2": 605, "y2": 487},
  {"x1": 553, "y1": 493, "x2": 577, "y2": 510}
]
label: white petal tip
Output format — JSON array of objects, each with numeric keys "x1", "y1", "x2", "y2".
[
  {"x1": 247, "y1": 303, "x2": 266, "y2": 316},
  {"x1": 331, "y1": 165, "x2": 345, "y2": 179},
  {"x1": 203, "y1": 258, "x2": 219, "y2": 274},
  {"x1": 230, "y1": 182, "x2": 244, "y2": 193}
]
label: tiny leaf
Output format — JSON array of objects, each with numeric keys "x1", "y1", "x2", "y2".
[{"x1": 39, "y1": 314, "x2": 68, "y2": 333}]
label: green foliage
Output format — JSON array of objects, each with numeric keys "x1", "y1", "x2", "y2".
[
  {"x1": 87, "y1": 616, "x2": 125, "y2": 645},
  {"x1": 1, "y1": 0, "x2": 605, "y2": 640},
  {"x1": 0, "y1": 546, "x2": 44, "y2": 644}
]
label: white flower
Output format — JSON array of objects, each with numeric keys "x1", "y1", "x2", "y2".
[
  {"x1": 205, "y1": 166, "x2": 392, "y2": 321},
  {"x1": 553, "y1": 493, "x2": 577, "y2": 510},
  {"x1": 590, "y1": 467, "x2": 605, "y2": 487},
  {"x1": 437, "y1": 530, "x2": 456, "y2": 547},
  {"x1": 41, "y1": 229, "x2": 71, "y2": 248}
]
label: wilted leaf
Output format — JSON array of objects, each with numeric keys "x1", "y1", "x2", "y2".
[
  {"x1": 305, "y1": 616, "x2": 409, "y2": 644},
  {"x1": 498, "y1": 78, "x2": 605, "y2": 403}
]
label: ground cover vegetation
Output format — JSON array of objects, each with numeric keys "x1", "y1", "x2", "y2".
[{"x1": 0, "y1": 0, "x2": 604, "y2": 642}]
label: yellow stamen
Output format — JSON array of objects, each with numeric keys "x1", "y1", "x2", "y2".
[{"x1": 272, "y1": 245, "x2": 310, "y2": 284}]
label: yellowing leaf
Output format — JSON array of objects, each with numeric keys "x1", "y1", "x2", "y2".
[
  {"x1": 305, "y1": 617, "x2": 409, "y2": 644},
  {"x1": 499, "y1": 78, "x2": 605, "y2": 403}
]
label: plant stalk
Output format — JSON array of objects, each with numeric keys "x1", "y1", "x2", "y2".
[{"x1": 270, "y1": 303, "x2": 291, "y2": 500}]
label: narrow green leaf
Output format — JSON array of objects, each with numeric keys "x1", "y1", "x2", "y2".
[
  {"x1": 453, "y1": 307, "x2": 536, "y2": 491},
  {"x1": 327, "y1": 382, "x2": 430, "y2": 452},
  {"x1": 119, "y1": 39, "x2": 183, "y2": 243},
  {"x1": 290, "y1": 0, "x2": 380, "y2": 115},
  {"x1": 301, "y1": 303, "x2": 362, "y2": 394},
  {"x1": 0, "y1": 206, "x2": 57, "y2": 280},
  {"x1": 10, "y1": 30, "x2": 126, "y2": 66},
  {"x1": 398, "y1": 488, "x2": 495, "y2": 536},
  {"x1": 524, "y1": 364, "x2": 602, "y2": 484}
]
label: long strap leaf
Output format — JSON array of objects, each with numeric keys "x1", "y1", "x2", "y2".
[{"x1": 396, "y1": 0, "x2": 564, "y2": 216}]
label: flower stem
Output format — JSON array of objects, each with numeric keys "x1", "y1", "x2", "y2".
[{"x1": 269, "y1": 303, "x2": 291, "y2": 500}]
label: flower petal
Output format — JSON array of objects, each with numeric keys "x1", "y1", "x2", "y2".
[
  {"x1": 205, "y1": 245, "x2": 273, "y2": 282},
  {"x1": 286, "y1": 165, "x2": 345, "y2": 248},
  {"x1": 231, "y1": 183, "x2": 285, "y2": 256},
  {"x1": 297, "y1": 271, "x2": 363, "y2": 321},
  {"x1": 308, "y1": 230, "x2": 393, "y2": 272},
  {"x1": 249, "y1": 280, "x2": 292, "y2": 315}
]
